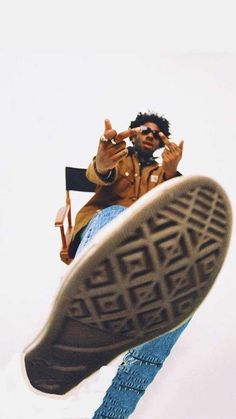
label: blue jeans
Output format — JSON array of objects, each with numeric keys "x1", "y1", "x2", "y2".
[{"x1": 75, "y1": 206, "x2": 190, "y2": 419}]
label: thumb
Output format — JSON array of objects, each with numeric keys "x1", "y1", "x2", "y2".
[{"x1": 179, "y1": 140, "x2": 184, "y2": 150}]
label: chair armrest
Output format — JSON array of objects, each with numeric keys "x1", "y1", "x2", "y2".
[
  {"x1": 54, "y1": 205, "x2": 70, "y2": 227},
  {"x1": 55, "y1": 203, "x2": 73, "y2": 253}
]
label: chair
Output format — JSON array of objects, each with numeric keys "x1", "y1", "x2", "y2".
[{"x1": 55, "y1": 167, "x2": 96, "y2": 264}]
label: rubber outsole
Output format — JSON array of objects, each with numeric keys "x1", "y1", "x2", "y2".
[{"x1": 24, "y1": 176, "x2": 232, "y2": 395}]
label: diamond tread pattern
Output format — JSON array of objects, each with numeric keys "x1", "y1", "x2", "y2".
[
  {"x1": 24, "y1": 183, "x2": 230, "y2": 395},
  {"x1": 66, "y1": 187, "x2": 226, "y2": 338}
]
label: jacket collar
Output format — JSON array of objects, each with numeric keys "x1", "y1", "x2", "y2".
[{"x1": 128, "y1": 146, "x2": 158, "y2": 166}]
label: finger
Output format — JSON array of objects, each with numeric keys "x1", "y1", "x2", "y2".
[
  {"x1": 159, "y1": 131, "x2": 172, "y2": 147},
  {"x1": 129, "y1": 126, "x2": 142, "y2": 135},
  {"x1": 104, "y1": 118, "x2": 112, "y2": 131},
  {"x1": 101, "y1": 141, "x2": 127, "y2": 157},
  {"x1": 116, "y1": 127, "x2": 142, "y2": 142},
  {"x1": 163, "y1": 146, "x2": 172, "y2": 155},
  {"x1": 105, "y1": 129, "x2": 117, "y2": 140},
  {"x1": 179, "y1": 140, "x2": 184, "y2": 150},
  {"x1": 111, "y1": 148, "x2": 128, "y2": 162},
  {"x1": 163, "y1": 140, "x2": 182, "y2": 154},
  {"x1": 162, "y1": 155, "x2": 170, "y2": 163},
  {"x1": 163, "y1": 152, "x2": 172, "y2": 160},
  {"x1": 161, "y1": 150, "x2": 169, "y2": 160},
  {"x1": 115, "y1": 131, "x2": 130, "y2": 142},
  {"x1": 168, "y1": 140, "x2": 184, "y2": 152},
  {"x1": 168, "y1": 142, "x2": 179, "y2": 151},
  {"x1": 165, "y1": 144, "x2": 176, "y2": 153},
  {"x1": 110, "y1": 141, "x2": 127, "y2": 152}
]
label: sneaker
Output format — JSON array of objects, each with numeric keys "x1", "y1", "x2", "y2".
[{"x1": 24, "y1": 175, "x2": 232, "y2": 395}]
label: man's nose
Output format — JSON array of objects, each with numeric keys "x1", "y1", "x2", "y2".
[{"x1": 145, "y1": 132, "x2": 154, "y2": 140}]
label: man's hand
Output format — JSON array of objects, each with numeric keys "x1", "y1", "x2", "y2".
[
  {"x1": 159, "y1": 132, "x2": 184, "y2": 180},
  {"x1": 96, "y1": 119, "x2": 140, "y2": 175}
]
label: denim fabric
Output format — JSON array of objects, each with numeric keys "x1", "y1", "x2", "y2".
[
  {"x1": 75, "y1": 205, "x2": 127, "y2": 257},
  {"x1": 75, "y1": 205, "x2": 190, "y2": 419}
]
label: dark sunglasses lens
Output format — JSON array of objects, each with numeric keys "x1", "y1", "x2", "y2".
[
  {"x1": 142, "y1": 128, "x2": 160, "y2": 140},
  {"x1": 141, "y1": 128, "x2": 150, "y2": 135},
  {"x1": 153, "y1": 131, "x2": 160, "y2": 139}
]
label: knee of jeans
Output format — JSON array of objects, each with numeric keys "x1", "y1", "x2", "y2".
[
  {"x1": 99, "y1": 205, "x2": 126, "y2": 215},
  {"x1": 91, "y1": 205, "x2": 126, "y2": 226}
]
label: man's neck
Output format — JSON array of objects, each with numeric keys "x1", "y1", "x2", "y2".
[
  {"x1": 136, "y1": 151, "x2": 157, "y2": 166},
  {"x1": 128, "y1": 146, "x2": 158, "y2": 166}
]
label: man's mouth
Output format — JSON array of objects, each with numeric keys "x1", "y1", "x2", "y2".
[{"x1": 143, "y1": 142, "x2": 154, "y2": 150}]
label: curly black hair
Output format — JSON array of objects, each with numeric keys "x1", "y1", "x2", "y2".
[{"x1": 129, "y1": 111, "x2": 171, "y2": 137}]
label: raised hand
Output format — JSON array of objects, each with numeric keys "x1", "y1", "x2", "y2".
[
  {"x1": 96, "y1": 119, "x2": 140, "y2": 175},
  {"x1": 159, "y1": 132, "x2": 184, "y2": 179}
]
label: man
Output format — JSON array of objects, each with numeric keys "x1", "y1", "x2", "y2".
[
  {"x1": 69, "y1": 112, "x2": 183, "y2": 258},
  {"x1": 24, "y1": 112, "x2": 231, "y2": 419},
  {"x1": 74, "y1": 112, "x2": 187, "y2": 418}
]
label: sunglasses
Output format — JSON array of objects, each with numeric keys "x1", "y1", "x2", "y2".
[{"x1": 140, "y1": 126, "x2": 161, "y2": 140}]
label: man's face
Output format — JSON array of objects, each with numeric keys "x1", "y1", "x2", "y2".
[{"x1": 132, "y1": 122, "x2": 162, "y2": 157}]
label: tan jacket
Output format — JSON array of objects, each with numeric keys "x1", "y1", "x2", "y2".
[{"x1": 71, "y1": 152, "x2": 166, "y2": 247}]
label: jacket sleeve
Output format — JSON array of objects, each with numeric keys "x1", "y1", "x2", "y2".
[
  {"x1": 163, "y1": 170, "x2": 182, "y2": 181},
  {"x1": 86, "y1": 157, "x2": 118, "y2": 186}
]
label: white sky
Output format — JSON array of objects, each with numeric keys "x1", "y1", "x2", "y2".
[{"x1": 0, "y1": 1, "x2": 236, "y2": 418}]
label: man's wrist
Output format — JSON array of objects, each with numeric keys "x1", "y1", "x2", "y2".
[
  {"x1": 94, "y1": 162, "x2": 114, "y2": 180},
  {"x1": 163, "y1": 170, "x2": 177, "y2": 180},
  {"x1": 99, "y1": 170, "x2": 113, "y2": 180}
]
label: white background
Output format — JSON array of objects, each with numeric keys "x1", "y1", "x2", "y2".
[{"x1": 0, "y1": 1, "x2": 236, "y2": 418}]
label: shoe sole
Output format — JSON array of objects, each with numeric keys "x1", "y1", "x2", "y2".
[{"x1": 24, "y1": 175, "x2": 232, "y2": 395}]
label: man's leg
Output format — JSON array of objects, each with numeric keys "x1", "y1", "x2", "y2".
[
  {"x1": 76, "y1": 207, "x2": 191, "y2": 419},
  {"x1": 92, "y1": 320, "x2": 190, "y2": 419},
  {"x1": 75, "y1": 205, "x2": 127, "y2": 257}
]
